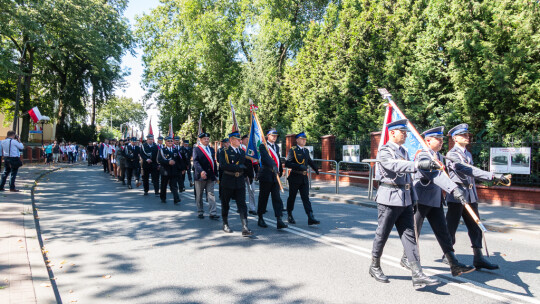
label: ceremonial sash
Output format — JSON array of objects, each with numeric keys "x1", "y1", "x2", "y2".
[
  {"x1": 198, "y1": 145, "x2": 214, "y2": 171},
  {"x1": 267, "y1": 144, "x2": 279, "y2": 167}
]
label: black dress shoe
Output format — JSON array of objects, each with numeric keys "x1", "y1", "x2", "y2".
[
  {"x1": 473, "y1": 248, "x2": 499, "y2": 270},
  {"x1": 198, "y1": 214, "x2": 205, "y2": 219},
  {"x1": 209, "y1": 214, "x2": 220, "y2": 220},
  {"x1": 174, "y1": 200, "x2": 180, "y2": 205},
  {"x1": 307, "y1": 212, "x2": 320, "y2": 225},
  {"x1": 258, "y1": 217, "x2": 268, "y2": 228},
  {"x1": 445, "y1": 252, "x2": 475, "y2": 276},
  {"x1": 276, "y1": 217, "x2": 288, "y2": 229},
  {"x1": 248, "y1": 211, "x2": 257, "y2": 216},
  {"x1": 9, "y1": 189, "x2": 20, "y2": 192},
  {"x1": 241, "y1": 218, "x2": 252, "y2": 237},
  {"x1": 410, "y1": 261, "x2": 439, "y2": 288},
  {"x1": 287, "y1": 214, "x2": 296, "y2": 224},
  {"x1": 161, "y1": 200, "x2": 166, "y2": 204},
  {"x1": 369, "y1": 257, "x2": 389, "y2": 283},
  {"x1": 143, "y1": 192, "x2": 149, "y2": 196}
]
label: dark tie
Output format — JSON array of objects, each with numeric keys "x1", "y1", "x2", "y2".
[{"x1": 399, "y1": 146, "x2": 406, "y2": 158}]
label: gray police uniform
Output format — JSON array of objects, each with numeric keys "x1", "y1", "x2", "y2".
[
  {"x1": 445, "y1": 144, "x2": 493, "y2": 249},
  {"x1": 413, "y1": 148, "x2": 457, "y2": 254},
  {"x1": 373, "y1": 140, "x2": 419, "y2": 263}
]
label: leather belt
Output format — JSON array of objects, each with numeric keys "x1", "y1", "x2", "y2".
[
  {"x1": 224, "y1": 171, "x2": 243, "y2": 177},
  {"x1": 379, "y1": 183, "x2": 411, "y2": 191},
  {"x1": 291, "y1": 170, "x2": 307, "y2": 175}
]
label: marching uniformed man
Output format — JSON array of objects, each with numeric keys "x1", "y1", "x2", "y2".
[
  {"x1": 141, "y1": 134, "x2": 160, "y2": 196},
  {"x1": 157, "y1": 136, "x2": 164, "y2": 149},
  {"x1": 172, "y1": 136, "x2": 185, "y2": 192},
  {"x1": 285, "y1": 132, "x2": 320, "y2": 225},
  {"x1": 124, "y1": 137, "x2": 141, "y2": 189},
  {"x1": 444, "y1": 123, "x2": 509, "y2": 270},
  {"x1": 218, "y1": 131, "x2": 253, "y2": 236},
  {"x1": 370, "y1": 119, "x2": 440, "y2": 288},
  {"x1": 257, "y1": 129, "x2": 288, "y2": 229},
  {"x1": 399, "y1": 126, "x2": 475, "y2": 277},
  {"x1": 193, "y1": 132, "x2": 219, "y2": 220},
  {"x1": 157, "y1": 136, "x2": 183, "y2": 204},
  {"x1": 241, "y1": 135, "x2": 257, "y2": 215}
]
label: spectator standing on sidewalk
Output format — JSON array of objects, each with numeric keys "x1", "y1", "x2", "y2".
[
  {"x1": 0, "y1": 130, "x2": 24, "y2": 192},
  {"x1": 52, "y1": 141, "x2": 60, "y2": 163},
  {"x1": 44, "y1": 142, "x2": 53, "y2": 166}
]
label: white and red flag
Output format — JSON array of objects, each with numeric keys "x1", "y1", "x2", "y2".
[{"x1": 28, "y1": 106, "x2": 43, "y2": 123}]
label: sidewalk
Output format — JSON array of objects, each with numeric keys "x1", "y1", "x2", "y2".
[
  {"x1": 0, "y1": 163, "x2": 69, "y2": 304},
  {"x1": 298, "y1": 178, "x2": 540, "y2": 236}
]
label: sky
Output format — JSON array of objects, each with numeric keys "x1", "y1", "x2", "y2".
[{"x1": 114, "y1": 0, "x2": 161, "y2": 136}]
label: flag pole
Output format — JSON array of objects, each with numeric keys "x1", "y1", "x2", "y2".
[{"x1": 250, "y1": 102, "x2": 284, "y2": 193}]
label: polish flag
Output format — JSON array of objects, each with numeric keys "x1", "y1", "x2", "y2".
[
  {"x1": 148, "y1": 117, "x2": 154, "y2": 135},
  {"x1": 28, "y1": 106, "x2": 43, "y2": 123}
]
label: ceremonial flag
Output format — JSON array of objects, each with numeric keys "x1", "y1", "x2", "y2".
[
  {"x1": 246, "y1": 99, "x2": 283, "y2": 191},
  {"x1": 377, "y1": 96, "x2": 423, "y2": 160},
  {"x1": 140, "y1": 129, "x2": 144, "y2": 143},
  {"x1": 246, "y1": 112, "x2": 264, "y2": 162},
  {"x1": 168, "y1": 117, "x2": 174, "y2": 138},
  {"x1": 229, "y1": 100, "x2": 240, "y2": 133},
  {"x1": 148, "y1": 118, "x2": 154, "y2": 135},
  {"x1": 131, "y1": 127, "x2": 134, "y2": 138},
  {"x1": 28, "y1": 106, "x2": 43, "y2": 123}
]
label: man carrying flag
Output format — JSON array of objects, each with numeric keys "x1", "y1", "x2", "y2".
[
  {"x1": 256, "y1": 129, "x2": 288, "y2": 229},
  {"x1": 370, "y1": 119, "x2": 440, "y2": 288}
]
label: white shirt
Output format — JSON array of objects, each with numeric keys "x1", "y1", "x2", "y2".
[
  {"x1": 199, "y1": 144, "x2": 211, "y2": 155},
  {"x1": 0, "y1": 138, "x2": 24, "y2": 157}
]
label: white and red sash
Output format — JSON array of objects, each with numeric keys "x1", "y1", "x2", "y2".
[
  {"x1": 198, "y1": 145, "x2": 214, "y2": 171},
  {"x1": 267, "y1": 143, "x2": 280, "y2": 167}
]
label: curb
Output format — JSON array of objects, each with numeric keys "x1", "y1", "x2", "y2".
[
  {"x1": 309, "y1": 192, "x2": 540, "y2": 237},
  {"x1": 28, "y1": 165, "x2": 71, "y2": 304}
]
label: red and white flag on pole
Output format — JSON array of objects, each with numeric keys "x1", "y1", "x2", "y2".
[{"x1": 28, "y1": 106, "x2": 43, "y2": 123}]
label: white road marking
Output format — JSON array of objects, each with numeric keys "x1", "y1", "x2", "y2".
[{"x1": 150, "y1": 187, "x2": 540, "y2": 303}]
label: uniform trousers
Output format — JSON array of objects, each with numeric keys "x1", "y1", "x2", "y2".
[
  {"x1": 118, "y1": 159, "x2": 126, "y2": 182},
  {"x1": 160, "y1": 174, "x2": 179, "y2": 201},
  {"x1": 286, "y1": 181, "x2": 313, "y2": 214},
  {"x1": 257, "y1": 180, "x2": 283, "y2": 218},
  {"x1": 221, "y1": 187, "x2": 247, "y2": 219},
  {"x1": 245, "y1": 178, "x2": 256, "y2": 212},
  {"x1": 102, "y1": 158, "x2": 109, "y2": 172},
  {"x1": 372, "y1": 204, "x2": 419, "y2": 263},
  {"x1": 446, "y1": 201, "x2": 483, "y2": 248},
  {"x1": 142, "y1": 163, "x2": 159, "y2": 193},
  {"x1": 415, "y1": 203, "x2": 454, "y2": 254},
  {"x1": 126, "y1": 166, "x2": 140, "y2": 186},
  {"x1": 195, "y1": 180, "x2": 217, "y2": 215}
]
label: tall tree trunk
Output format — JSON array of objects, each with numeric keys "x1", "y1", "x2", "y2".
[
  {"x1": 55, "y1": 73, "x2": 68, "y2": 141},
  {"x1": 20, "y1": 48, "x2": 34, "y2": 142},
  {"x1": 91, "y1": 79, "x2": 97, "y2": 128}
]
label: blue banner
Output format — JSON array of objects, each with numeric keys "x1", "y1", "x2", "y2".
[{"x1": 246, "y1": 113, "x2": 264, "y2": 162}]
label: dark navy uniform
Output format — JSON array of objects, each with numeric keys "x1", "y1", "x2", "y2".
[
  {"x1": 256, "y1": 129, "x2": 287, "y2": 229},
  {"x1": 218, "y1": 132, "x2": 252, "y2": 236},
  {"x1": 141, "y1": 135, "x2": 160, "y2": 195},
  {"x1": 179, "y1": 140, "x2": 193, "y2": 188},
  {"x1": 157, "y1": 137, "x2": 183, "y2": 204},
  {"x1": 123, "y1": 138, "x2": 141, "y2": 189},
  {"x1": 370, "y1": 119, "x2": 439, "y2": 288},
  {"x1": 285, "y1": 132, "x2": 320, "y2": 225},
  {"x1": 217, "y1": 138, "x2": 229, "y2": 202},
  {"x1": 445, "y1": 123, "x2": 507, "y2": 270}
]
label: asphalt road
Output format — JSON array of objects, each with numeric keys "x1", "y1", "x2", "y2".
[{"x1": 34, "y1": 165, "x2": 540, "y2": 304}]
